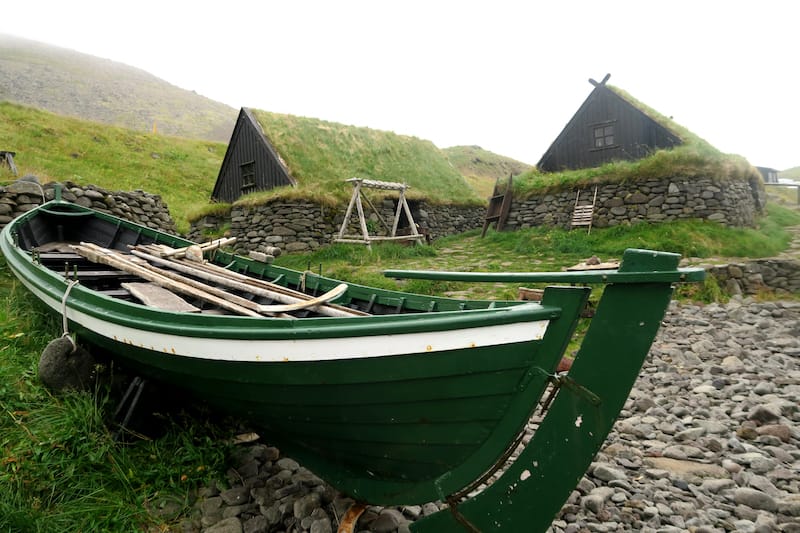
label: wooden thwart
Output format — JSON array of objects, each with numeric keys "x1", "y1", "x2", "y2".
[{"x1": 122, "y1": 282, "x2": 201, "y2": 312}]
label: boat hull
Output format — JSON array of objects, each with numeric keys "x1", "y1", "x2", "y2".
[
  {"x1": 2, "y1": 197, "x2": 703, "y2": 528},
  {"x1": 1, "y1": 200, "x2": 588, "y2": 504}
]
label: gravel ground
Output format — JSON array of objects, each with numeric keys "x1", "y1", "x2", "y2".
[{"x1": 186, "y1": 296, "x2": 800, "y2": 533}]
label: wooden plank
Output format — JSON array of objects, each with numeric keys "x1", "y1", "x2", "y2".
[
  {"x1": 74, "y1": 269, "x2": 135, "y2": 278},
  {"x1": 121, "y1": 282, "x2": 201, "y2": 312},
  {"x1": 134, "y1": 244, "x2": 368, "y2": 317},
  {"x1": 129, "y1": 246, "x2": 366, "y2": 318},
  {"x1": 36, "y1": 252, "x2": 86, "y2": 262},
  {"x1": 517, "y1": 287, "x2": 544, "y2": 301},
  {"x1": 347, "y1": 177, "x2": 409, "y2": 191},
  {"x1": 566, "y1": 261, "x2": 620, "y2": 271},
  {"x1": 72, "y1": 243, "x2": 263, "y2": 317},
  {"x1": 157, "y1": 237, "x2": 237, "y2": 259}
]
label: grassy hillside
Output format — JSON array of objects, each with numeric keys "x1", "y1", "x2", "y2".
[
  {"x1": 0, "y1": 101, "x2": 224, "y2": 232},
  {"x1": 0, "y1": 34, "x2": 236, "y2": 142},
  {"x1": 235, "y1": 110, "x2": 481, "y2": 207},
  {"x1": 780, "y1": 167, "x2": 800, "y2": 180},
  {"x1": 443, "y1": 145, "x2": 532, "y2": 199}
]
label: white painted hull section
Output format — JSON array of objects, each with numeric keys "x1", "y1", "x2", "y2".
[{"x1": 14, "y1": 268, "x2": 549, "y2": 364}]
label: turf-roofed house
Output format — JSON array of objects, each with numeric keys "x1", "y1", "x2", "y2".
[
  {"x1": 198, "y1": 108, "x2": 485, "y2": 252},
  {"x1": 537, "y1": 74, "x2": 684, "y2": 172},
  {"x1": 211, "y1": 107, "x2": 475, "y2": 203},
  {"x1": 499, "y1": 74, "x2": 766, "y2": 232}
]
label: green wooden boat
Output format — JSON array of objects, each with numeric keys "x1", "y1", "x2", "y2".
[{"x1": 0, "y1": 194, "x2": 704, "y2": 532}]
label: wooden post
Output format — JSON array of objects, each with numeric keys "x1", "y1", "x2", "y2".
[{"x1": 337, "y1": 181, "x2": 361, "y2": 240}]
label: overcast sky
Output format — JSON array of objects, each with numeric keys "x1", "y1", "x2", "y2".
[{"x1": 2, "y1": 1, "x2": 798, "y2": 169}]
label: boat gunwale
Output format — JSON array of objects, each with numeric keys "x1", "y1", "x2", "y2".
[{"x1": 1, "y1": 201, "x2": 562, "y2": 341}]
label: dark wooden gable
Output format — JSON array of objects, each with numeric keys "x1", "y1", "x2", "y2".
[
  {"x1": 537, "y1": 75, "x2": 683, "y2": 172},
  {"x1": 211, "y1": 108, "x2": 296, "y2": 202}
]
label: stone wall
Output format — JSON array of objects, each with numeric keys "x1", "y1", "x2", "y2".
[
  {"x1": 0, "y1": 178, "x2": 176, "y2": 234},
  {"x1": 187, "y1": 176, "x2": 766, "y2": 255},
  {"x1": 187, "y1": 198, "x2": 484, "y2": 255},
  {"x1": 705, "y1": 259, "x2": 800, "y2": 297},
  {"x1": 505, "y1": 176, "x2": 765, "y2": 230}
]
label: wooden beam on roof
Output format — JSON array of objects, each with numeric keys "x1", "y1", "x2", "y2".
[{"x1": 589, "y1": 73, "x2": 611, "y2": 87}]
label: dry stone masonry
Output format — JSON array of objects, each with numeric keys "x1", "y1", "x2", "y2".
[
  {"x1": 706, "y1": 260, "x2": 800, "y2": 297},
  {"x1": 0, "y1": 176, "x2": 177, "y2": 234},
  {"x1": 188, "y1": 198, "x2": 485, "y2": 255},
  {"x1": 505, "y1": 177, "x2": 765, "y2": 230},
  {"x1": 190, "y1": 176, "x2": 765, "y2": 258}
]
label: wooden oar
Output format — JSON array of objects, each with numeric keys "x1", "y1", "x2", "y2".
[
  {"x1": 129, "y1": 247, "x2": 358, "y2": 317},
  {"x1": 158, "y1": 237, "x2": 238, "y2": 259},
  {"x1": 131, "y1": 244, "x2": 368, "y2": 318},
  {"x1": 72, "y1": 243, "x2": 262, "y2": 317}
]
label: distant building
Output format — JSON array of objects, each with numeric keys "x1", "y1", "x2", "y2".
[
  {"x1": 211, "y1": 108, "x2": 296, "y2": 203},
  {"x1": 537, "y1": 74, "x2": 683, "y2": 172},
  {"x1": 756, "y1": 166, "x2": 779, "y2": 184}
]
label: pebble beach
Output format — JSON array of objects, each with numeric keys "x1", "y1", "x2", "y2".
[{"x1": 188, "y1": 297, "x2": 800, "y2": 533}]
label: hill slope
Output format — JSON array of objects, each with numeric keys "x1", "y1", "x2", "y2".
[
  {"x1": 780, "y1": 167, "x2": 800, "y2": 181},
  {"x1": 0, "y1": 34, "x2": 236, "y2": 142},
  {"x1": 245, "y1": 110, "x2": 481, "y2": 205},
  {"x1": 443, "y1": 145, "x2": 532, "y2": 198},
  {"x1": 0, "y1": 101, "x2": 225, "y2": 232}
]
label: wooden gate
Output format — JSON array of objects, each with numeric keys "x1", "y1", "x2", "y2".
[{"x1": 481, "y1": 174, "x2": 513, "y2": 237}]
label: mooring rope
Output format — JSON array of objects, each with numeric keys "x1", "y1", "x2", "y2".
[{"x1": 60, "y1": 279, "x2": 80, "y2": 353}]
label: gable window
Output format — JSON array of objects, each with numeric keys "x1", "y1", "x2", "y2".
[
  {"x1": 240, "y1": 161, "x2": 256, "y2": 193},
  {"x1": 592, "y1": 123, "x2": 615, "y2": 149}
]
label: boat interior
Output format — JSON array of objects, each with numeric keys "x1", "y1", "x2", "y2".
[{"x1": 15, "y1": 207, "x2": 522, "y2": 320}]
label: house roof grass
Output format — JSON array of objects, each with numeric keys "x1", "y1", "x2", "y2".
[{"x1": 236, "y1": 110, "x2": 481, "y2": 208}]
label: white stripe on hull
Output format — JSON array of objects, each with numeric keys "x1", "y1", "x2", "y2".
[{"x1": 16, "y1": 271, "x2": 549, "y2": 363}]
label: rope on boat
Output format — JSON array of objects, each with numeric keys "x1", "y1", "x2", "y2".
[
  {"x1": 445, "y1": 496, "x2": 481, "y2": 532},
  {"x1": 60, "y1": 279, "x2": 80, "y2": 354}
]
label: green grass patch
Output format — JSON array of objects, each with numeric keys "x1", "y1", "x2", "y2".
[
  {"x1": 274, "y1": 203, "x2": 799, "y2": 301},
  {"x1": 443, "y1": 145, "x2": 533, "y2": 199},
  {"x1": 245, "y1": 110, "x2": 483, "y2": 207},
  {"x1": 0, "y1": 102, "x2": 225, "y2": 233},
  {"x1": 0, "y1": 254, "x2": 230, "y2": 531}
]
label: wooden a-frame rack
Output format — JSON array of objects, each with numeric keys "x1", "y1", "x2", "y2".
[{"x1": 334, "y1": 178, "x2": 424, "y2": 248}]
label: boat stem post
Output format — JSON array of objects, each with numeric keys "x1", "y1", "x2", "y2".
[{"x1": 410, "y1": 249, "x2": 688, "y2": 532}]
